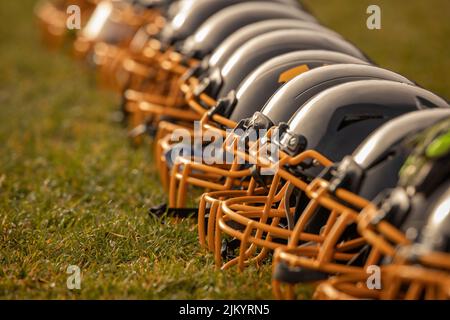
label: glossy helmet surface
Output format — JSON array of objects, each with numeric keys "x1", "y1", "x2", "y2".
[
  {"x1": 235, "y1": 63, "x2": 413, "y2": 124},
  {"x1": 81, "y1": 0, "x2": 153, "y2": 43},
  {"x1": 271, "y1": 111, "x2": 450, "y2": 298},
  {"x1": 157, "y1": 52, "x2": 370, "y2": 193},
  {"x1": 158, "y1": 0, "x2": 303, "y2": 47},
  {"x1": 124, "y1": 1, "x2": 314, "y2": 139},
  {"x1": 208, "y1": 20, "x2": 341, "y2": 73},
  {"x1": 182, "y1": 64, "x2": 419, "y2": 251},
  {"x1": 179, "y1": 2, "x2": 317, "y2": 60},
  {"x1": 212, "y1": 81, "x2": 448, "y2": 271},
  {"x1": 313, "y1": 117, "x2": 450, "y2": 300},
  {"x1": 185, "y1": 29, "x2": 371, "y2": 116}
]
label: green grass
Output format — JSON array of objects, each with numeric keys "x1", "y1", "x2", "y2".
[
  {"x1": 303, "y1": 0, "x2": 450, "y2": 98},
  {"x1": 0, "y1": 0, "x2": 448, "y2": 299}
]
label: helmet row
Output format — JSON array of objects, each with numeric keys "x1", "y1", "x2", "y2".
[{"x1": 35, "y1": 0, "x2": 450, "y2": 300}]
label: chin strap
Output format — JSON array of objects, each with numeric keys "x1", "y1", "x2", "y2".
[
  {"x1": 273, "y1": 259, "x2": 328, "y2": 284},
  {"x1": 221, "y1": 238, "x2": 241, "y2": 261},
  {"x1": 283, "y1": 183, "x2": 296, "y2": 231},
  {"x1": 250, "y1": 165, "x2": 272, "y2": 193},
  {"x1": 149, "y1": 203, "x2": 198, "y2": 218}
]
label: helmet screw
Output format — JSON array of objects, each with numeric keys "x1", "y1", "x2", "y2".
[{"x1": 289, "y1": 137, "x2": 297, "y2": 146}]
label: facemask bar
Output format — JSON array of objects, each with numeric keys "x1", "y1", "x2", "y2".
[
  {"x1": 213, "y1": 147, "x2": 334, "y2": 271},
  {"x1": 97, "y1": 17, "x2": 166, "y2": 90},
  {"x1": 166, "y1": 120, "x2": 286, "y2": 210},
  {"x1": 154, "y1": 91, "x2": 241, "y2": 187},
  {"x1": 194, "y1": 124, "x2": 323, "y2": 254},
  {"x1": 124, "y1": 45, "x2": 201, "y2": 144},
  {"x1": 167, "y1": 130, "x2": 258, "y2": 209},
  {"x1": 271, "y1": 184, "x2": 420, "y2": 300},
  {"x1": 313, "y1": 258, "x2": 450, "y2": 300},
  {"x1": 196, "y1": 128, "x2": 286, "y2": 251}
]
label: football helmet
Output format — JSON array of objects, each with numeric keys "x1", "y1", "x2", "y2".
[
  {"x1": 178, "y1": 2, "x2": 317, "y2": 61},
  {"x1": 126, "y1": 19, "x2": 333, "y2": 134},
  {"x1": 166, "y1": 62, "x2": 413, "y2": 204},
  {"x1": 73, "y1": 0, "x2": 171, "y2": 61},
  {"x1": 132, "y1": 28, "x2": 370, "y2": 138},
  {"x1": 271, "y1": 110, "x2": 450, "y2": 299},
  {"x1": 181, "y1": 29, "x2": 370, "y2": 125},
  {"x1": 113, "y1": 0, "x2": 255, "y2": 129},
  {"x1": 211, "y1": 81, "x2": 448, "y2": 270},
  {"x1": 154, "y1": 51, "x2": 371, "y2": 191},
  {"x1": 121, "y1": 0, "x2": 309, "y2": 93},
  {"x1": 157, "y1": 0, "x2": 305, "y2": 50},
  {"x1": 124, "y1": 3, "x2": 318, "y2": 140},
  {"x1": 204, "y1": 19, "x2": 341, "y2": 74},
  {"x1": 313, "y1": 117, "x2": 450, "y2": 300},
  {"x1": 189, "y1": 65, "x2": 419, "y2": 251},
  {"x1": 91, "y1": 0, "x2": 179, "y2": 89}
]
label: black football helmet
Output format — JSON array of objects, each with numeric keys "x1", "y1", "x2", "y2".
[
  {"x1": 313, "y1": 117, "x2": 450, "y2": 300},
  {"x1": 210, "y1": 80, "x2": 448, "y2": 270},
  {"x1": 156, "y1": 51, "x2": 371, "y2": 190}
]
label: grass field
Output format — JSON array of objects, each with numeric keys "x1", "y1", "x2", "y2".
[{"x1": 0, "y1": 0, "x2": 448, "y2": 299}]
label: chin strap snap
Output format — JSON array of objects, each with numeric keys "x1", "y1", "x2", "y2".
[{"x1": 283, "y1": 183, "x2": 296, "y2": 231}]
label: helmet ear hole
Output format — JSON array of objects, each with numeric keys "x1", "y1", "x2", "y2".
[
  {"x1": 337, "y1": 114, "x2": 385, "y2": 131},
  {"x1": 416, "y1": 96, "x2": 442, "y2": 110}
]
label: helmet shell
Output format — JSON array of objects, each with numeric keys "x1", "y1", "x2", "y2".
[
  {"x1": 350, "y1": 109, "x2": 450, "y2": 199},
  {"x1": 213, "y1": 29, "x2": 371, "y2": 100},
  {"x1": 283, "y1": 80, "x2": 449, "y2": 162},
  {"x1": 181, "y1": 2, "x2": 317, "y2": 59},
  {"x1": 208, "y1": 19, "x2": 340, "y2": 71},
  {"x1": 241, "y1": 62, "x2": 411, "y2": 123},
  {"x1": 159, "y1": 0, "x2": 303, "y2": 46},
  {"x1": 416, "y1": 181, "x2": 450, "y2": 252}
]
